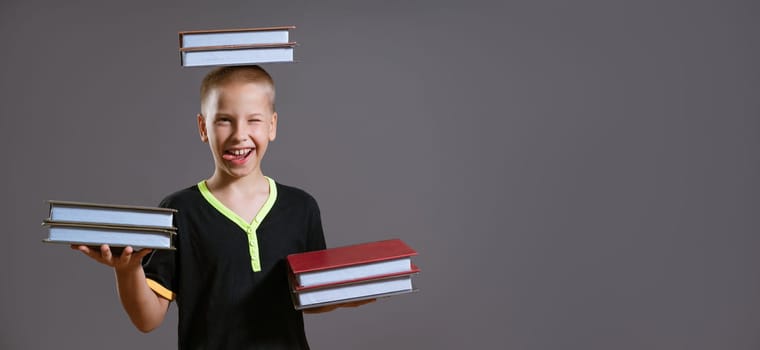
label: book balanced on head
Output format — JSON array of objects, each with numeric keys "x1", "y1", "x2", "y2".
[
  {"x1": 286, "y1": 239, "x2": 421, "y2": 309},
  {"x1": 179, "y1": 26, "x2": 297, "y2": 67},
  {"x1": 41, "y1": 200, "x2": 177, "y2": 252}
]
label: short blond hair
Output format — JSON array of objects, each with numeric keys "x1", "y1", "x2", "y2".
[{"x1": 200, "y1": 65, "x2": 276, "y2": 115}]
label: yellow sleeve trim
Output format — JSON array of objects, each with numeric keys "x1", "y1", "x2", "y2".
[{"x1": 146, "y1": 278, "x2": 175, "y2": 301}]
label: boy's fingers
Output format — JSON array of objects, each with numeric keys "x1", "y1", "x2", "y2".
[
  {"x1": 74, "y1": 245, "x2": 103, "y2": 261},
  {"x1": 78, "y1": 245, "x2": 100, "y2": 259},
  {"x1": 71, "y1": 244, "x2": 151, "y2": 268},
  {"x1": 100, "y1": 245, "x2": 112, "y2": 261},
  {"x1": 72, "y1": 244, "x2": 89, "y2": 254},
  {"x1": 120, "y1": 246, "x2": 134, "y2": 264}
]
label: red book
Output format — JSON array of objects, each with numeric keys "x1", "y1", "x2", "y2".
[{"x1": 287, "y1": 239, "x2": 418, "y2": 288}]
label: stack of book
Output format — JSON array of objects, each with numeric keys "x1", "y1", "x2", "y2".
[
  {"x1": 179, "y1": 26, "x2": 297, "y2": 67},
  {"x1": 41, "y1": 200, "x2": 177, "y2": 253},
  {"x1": 286, "y1": 239, "x2": 420, "y2": 310}
]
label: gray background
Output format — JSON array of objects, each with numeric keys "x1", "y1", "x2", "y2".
[{"x1": 1, "y1": 0, "x2": 758, "y2": 349}]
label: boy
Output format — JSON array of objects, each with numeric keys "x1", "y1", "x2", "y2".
[{"x1": 73, "y1": 65, "x2": 368, "y2": 349}]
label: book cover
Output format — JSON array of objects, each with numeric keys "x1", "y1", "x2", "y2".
[{"x1": 287, "y1": 239, "x2": 418, "y2": 274}]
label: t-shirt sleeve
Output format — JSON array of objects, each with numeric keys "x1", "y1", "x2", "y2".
[
  {"x1": 142, "y1": 197, "x2": 178, "y2": 301},
  {"x1": 306, "y1": 196, "x2": 327, "y2": 252},
  {"x1": 143, "y1": 248, "x2": 176, "y2": 301}
]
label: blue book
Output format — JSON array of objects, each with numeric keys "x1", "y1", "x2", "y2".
[
  {"x1": 42, "y1": 220, "x2": 175, "y2": 250},
  {"x1": 179, "y1": 26, "x2": 297, "y2": 67},
  {"x1": 47, "y1": 200, "x2": 176, "y2": 229}
]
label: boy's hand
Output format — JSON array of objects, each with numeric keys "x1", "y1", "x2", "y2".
[
  {"x1": 71, "y1": 244, "x2": 152, "y2": 273},
  {"x1": 302, "y1": 298, "x2": 376, "y2": 314}
]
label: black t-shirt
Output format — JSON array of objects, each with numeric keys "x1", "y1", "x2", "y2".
[{"x1": 143, "y1": 178, "x2": 326, "y2": 349}]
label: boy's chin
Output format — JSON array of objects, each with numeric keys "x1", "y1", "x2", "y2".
[{"x1": 223, "y1": 165, "x2": 260, "y2": 179}]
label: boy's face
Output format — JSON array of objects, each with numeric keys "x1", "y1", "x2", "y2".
[{"x1": 198, "y1": 81, "x2": 277, "y2": 180}]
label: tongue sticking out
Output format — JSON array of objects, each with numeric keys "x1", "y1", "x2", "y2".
[{"x1": 222, "y1": 149, "x2": 253, "y2": 163}]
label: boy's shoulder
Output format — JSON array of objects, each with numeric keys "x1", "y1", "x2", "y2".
[
  {"x1": 275, "y1": 181, "x2": 315, "y2": 201},
  {"x1": 274, "y1": 181, "x2": 321, "y2": 210},
  {"x1": 158, "y1": 184, "x2": 201, "y2": 209}
]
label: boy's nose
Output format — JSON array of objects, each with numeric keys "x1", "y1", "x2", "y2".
[{"x1": 232, "y1": 126, "x2": 249, "y2": 142}]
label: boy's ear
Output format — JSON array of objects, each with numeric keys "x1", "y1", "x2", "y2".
[
  {"x1": 197, "y1": 113, "x2": 208, "y2": 143},
  {"x1": 269, "y1": 112, "x2": 277, "y2": 142}
]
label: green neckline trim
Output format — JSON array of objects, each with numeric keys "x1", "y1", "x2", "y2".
[
  {"x1": 197, "y1": 177, "x2": 278, "y2": 272},
  {"x1": 257, "y1": 177, "x2": 278, "y2": 226},
  {"x1": 197, "y1": 177, "x2": 277, "y2": 230}
]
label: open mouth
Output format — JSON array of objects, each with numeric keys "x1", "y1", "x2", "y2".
[{"x1": 222, "y1": 148, "x2": 253, "y2": 163}]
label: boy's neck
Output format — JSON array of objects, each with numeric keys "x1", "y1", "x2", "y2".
[{"x1": 205, "y1": 171, "x2": 269, "y2": 197}]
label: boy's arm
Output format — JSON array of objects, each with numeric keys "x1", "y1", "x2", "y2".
[{"x1": 72, "y1": 244, "x2": 170, "y2": 333}]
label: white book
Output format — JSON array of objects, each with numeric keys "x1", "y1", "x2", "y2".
[
  {"x1": 42, "y1": 221, "x2": 174, "y2": 250},
  {"x1": 48, "y1": 200, "x2": 176, "y2": 229},
  {"x1": 297, "y1": 257, "x2": 412, "y2": 288},
  {"x1": 293, "y1": 275, "x2": 415, "y2": 309},
  {"x1": 180, "y1": 44, "x2": 295, "y2": 67},
  {"x1": 179, "y1": 26, "x2": 294, "y2": 48}
]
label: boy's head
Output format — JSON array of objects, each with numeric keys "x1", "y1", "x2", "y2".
[
  {"x1": 200, "y1": 65, "x2": 276, "y2": 116},
  {"x1": 197, "y1": 65, "x2": 278, "y2": 180}
]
